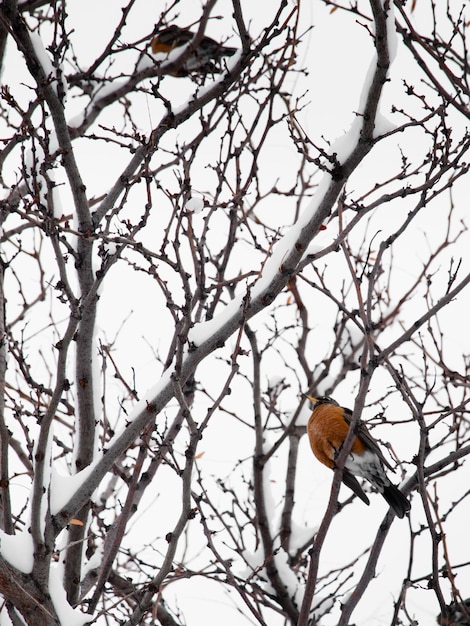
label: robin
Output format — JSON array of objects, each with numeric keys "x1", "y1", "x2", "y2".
[
  {"x1": 437, "y1": 598, "x2": 470, "y2": 625},
  {"x1": 306, "y1": 396, "x2": 411, "y2": 518},
  {"x1": 150, "y1": 25, "x2": 237, "y2": 77}
]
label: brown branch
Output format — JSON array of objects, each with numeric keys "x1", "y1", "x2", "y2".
[
  {"x1": 0, "y1": 554, "x2": 60, "y2": 625},
  {"x1": 86, "y1": 431, "x2": 149, "y2": 613},
  {"x1": 123, "y1": 405, "x2": 199, "y2": 625},
  {"x1": 247, "y1": 325, "x2": 300, "y2": 622},
  {"x1": 377, "y1": 269, "x2": 470, "y2": 362},
  {"x1": 0, "y1": 259, "x2": 13, "y2": 534}
]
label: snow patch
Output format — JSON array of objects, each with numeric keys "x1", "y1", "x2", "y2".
[
  {"x1": 50, "y1": 464, "x2": 97, "y2": 515},
  {"x1": 29, "y1": 31, "x2": 67, "y2": 100},
  {"x1": 49, "y1": 566, "x2": 89, "y2": 625},
  {"x1": 384, "y1": 0, "x2": 398, "y2": 64},
  {"x1": 189, "y1": 298, "x2": 242, "y2": 346},
  {"x1": 289, "y1": 520, "x2": 319, "y2": 554},
  {"x1": 0, "y1": 530, "x2": 34, "y2": 573},
  {"x1": 186, "y1": 196, "x2": 205, "y2": 214}
]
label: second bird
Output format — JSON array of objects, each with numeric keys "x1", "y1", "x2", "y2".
[{"x1": 151, "y1": 25, "x2": 237, "y2": 77}]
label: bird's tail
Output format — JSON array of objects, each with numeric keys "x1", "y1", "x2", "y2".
[
  {"x1": 220, "y1": 46, "x2": 237, "y2": 57},
  {"x1": 382, "y1": 483, "x2": 410, "y2": 518},
  {"x1": 342, "y1": 471, "x2": 370, "y2": 505}
]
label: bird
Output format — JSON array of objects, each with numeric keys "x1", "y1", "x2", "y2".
[
  {"x1": 306, "y1": 395, "x2": 411, "y2": 518},
  {"x1": 437, "y1": 598, "x2": 470, "y2": 625},
  {"x1": 150, "y1": 25, "x2": 237, "y2": 77}
]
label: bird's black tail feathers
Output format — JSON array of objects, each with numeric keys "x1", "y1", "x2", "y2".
[
  {"x1": 342, "y1": 471, "x2": 370, "y2": 505},
  {"x1": 382, "y1": 484, "x2": 410, "y2": 518},
  {"x1": 219, "y1": 46, "x2": 237, "y2": 57},
  {"x1": 341, "y1": 471, "x2": 410, "y2": 518}
]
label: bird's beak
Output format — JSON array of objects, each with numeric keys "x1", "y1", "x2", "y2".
[{"x1": 303, "y1": 394, "x2": 318, "y2": 404}]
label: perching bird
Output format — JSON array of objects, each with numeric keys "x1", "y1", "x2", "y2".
[
  {"x1": 437, "y1": 598, "x2": 470, "y2": 625},
  {"x1": 306, "y1": 395, "x2": 410, "y2": 518},
  {"x1": 150, "y1": 25, "x2": 237, "y2": 77}
]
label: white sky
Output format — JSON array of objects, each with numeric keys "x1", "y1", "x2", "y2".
[{"x1": 1, "y1": 0, "x2": 470, "y2": 625}]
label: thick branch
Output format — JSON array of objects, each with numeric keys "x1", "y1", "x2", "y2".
[{"x1": 0, "y1": 554, "x2": 60, "y2": 625}]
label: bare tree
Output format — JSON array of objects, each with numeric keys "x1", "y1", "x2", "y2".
[{"x1": 0, "y1": 0, "x2": 469, "y2": 624}]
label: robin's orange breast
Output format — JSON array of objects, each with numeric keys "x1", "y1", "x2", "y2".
[
  {"x1": 151, "y1": 37, "x2": 176, "y2": 54},
  {"x1": 307, "y1": 404, "x2": 367, "y2": 469}
]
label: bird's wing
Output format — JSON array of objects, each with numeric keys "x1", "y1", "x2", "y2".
[
  {"x1": 342, "y1": 407, "x2": 394, "y2": 471},
  {"x1": 154, "y1": 27, "x2": 194, "y2": 48}
]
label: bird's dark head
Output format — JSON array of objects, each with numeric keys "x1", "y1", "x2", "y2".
[
  {"x1": 305, "y1": 395, "x2": 339, "y2": 408},
  {"x1": 158, "y1": 25, "x2": 183, "y2": 37}
]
